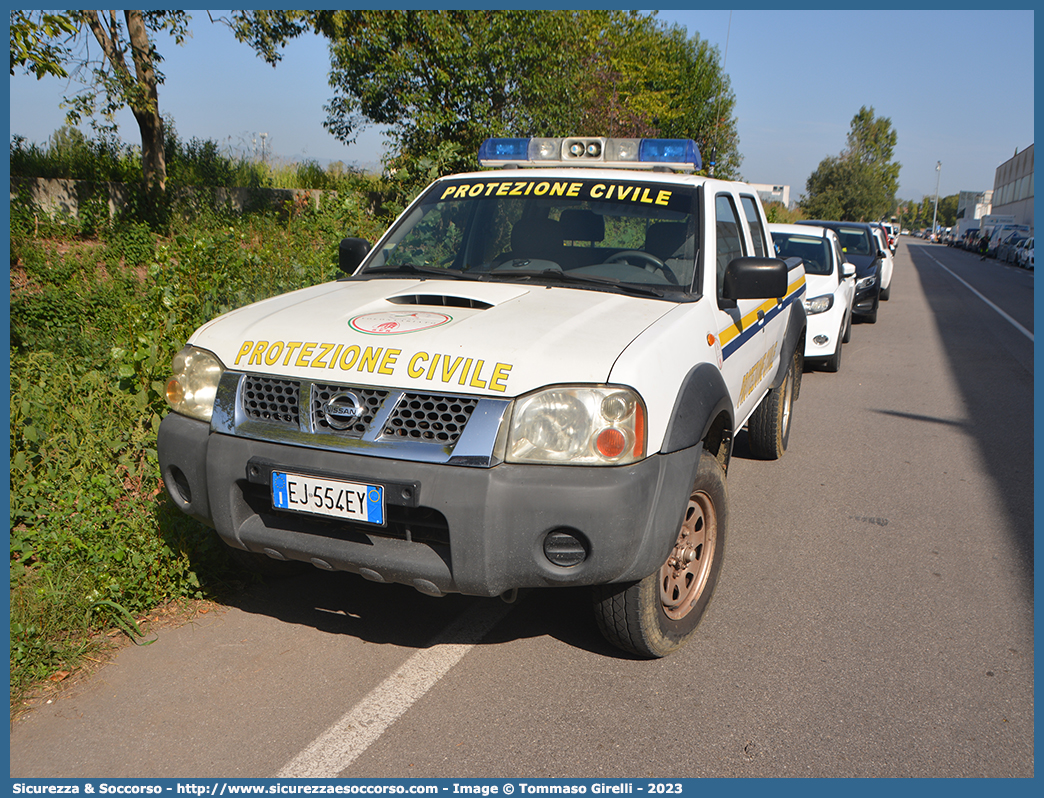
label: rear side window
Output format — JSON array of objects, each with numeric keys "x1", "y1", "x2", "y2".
[{"x1": 739, "y1": 195, "x2": 768, "y2": 257}]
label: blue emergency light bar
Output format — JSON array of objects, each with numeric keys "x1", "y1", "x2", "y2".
[{"x1": 478, "y1": 137, "x2": 702, "y2": 172}]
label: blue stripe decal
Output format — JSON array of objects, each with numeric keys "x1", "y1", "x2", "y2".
[{"x1": 720, "y1": 286, "x2": 804, "y2": 360}]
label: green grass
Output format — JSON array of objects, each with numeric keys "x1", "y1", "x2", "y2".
[{"x1": 8, "y1": 134, "x2": 408, "y2": 710}]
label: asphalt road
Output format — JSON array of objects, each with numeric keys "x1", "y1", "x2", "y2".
[{"x1": 10, "y1": 239, "x2": 1034, "y2": 779}]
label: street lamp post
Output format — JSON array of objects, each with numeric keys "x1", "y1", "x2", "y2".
[{"x1": 931, "y1": 161, "x2": 941, "y2": 240}]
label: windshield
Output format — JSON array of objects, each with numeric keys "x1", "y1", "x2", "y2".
[
  {"x1": 771, "y1": 232, "x2": 832, "y2": 275},
  {"x1": 360, "y1": 175, "x2": 700, "y2": 296}
]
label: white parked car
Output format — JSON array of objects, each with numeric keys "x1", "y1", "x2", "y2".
[
  {"x1": 870, "y1": 226, "x2": 895, "y2": 300},
  {"x1": 1017, "y1": 237, "x2": 1034, "y2": 270},
  {"x1": 770, "y1": 224, "x2": 855, "y2": 372}
]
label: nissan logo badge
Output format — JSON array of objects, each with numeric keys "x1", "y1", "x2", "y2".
[{"x1": 323, "y1": 392, "x2": 362, "y2": 430}]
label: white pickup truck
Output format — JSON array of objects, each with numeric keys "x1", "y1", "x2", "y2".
[{"x1": 159, "y1": 136, "x2": 806, "y2": 657}]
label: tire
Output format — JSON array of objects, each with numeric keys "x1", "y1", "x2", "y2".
[
  {"x1": 879, "y1": 282, "x2": 891, "y2": 301},
  {"x1": 746, "y1": 356, "x2": 794, "y2": 460},
  {"x1": 823, "y1": 333, "x2": 842, "y2": 373},
  {"x1": 592, "y1": 450, "x2": 727, "y2": 658},
  {"x1": 842, "y1": 311, "x2": 852, "y2": 343}
]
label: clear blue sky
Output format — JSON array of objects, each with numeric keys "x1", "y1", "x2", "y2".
[{"x1": 7, "y1": 9, "x2": 1035, "y2": 204}]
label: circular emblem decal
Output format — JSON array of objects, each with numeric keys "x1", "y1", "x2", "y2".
[{"x1": 349, "y1": 311, "x2": 452, "y2": 335}]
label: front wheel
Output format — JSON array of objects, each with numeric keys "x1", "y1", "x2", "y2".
[{"x1": 592, "y1": 450, "x2": 728, "y2": 658}]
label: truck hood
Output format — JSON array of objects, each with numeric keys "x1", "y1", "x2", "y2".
[{"x1": 189, "y1": 278, "x2": 676, "y2": 397}]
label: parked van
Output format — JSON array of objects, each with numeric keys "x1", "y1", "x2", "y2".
[{"x1": 987, "y1": 224, "x2": 1032, "y2": 256}]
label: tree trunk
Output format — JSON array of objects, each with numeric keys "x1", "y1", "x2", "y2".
[
  {"x1": 81, "y1": 10, "x2": 167, "y2": 192},
  {"x1": 125, "y1": 11, "x2": 166, "y2": 192}
]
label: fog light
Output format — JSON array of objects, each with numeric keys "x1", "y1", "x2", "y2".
[
  {"x1": 813, "y1": 335, "x2": 829, "y2": 346},
  {"x1": 543, "y1": 529, "x2": 587, "y2": 567},
  {"x1": 168, "y1": 466, "x2": 192, "y2": 504}
]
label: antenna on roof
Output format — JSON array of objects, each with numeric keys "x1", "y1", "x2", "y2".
[{"x1": 709, "y1": 11, "x2": 732, "y2": 177}]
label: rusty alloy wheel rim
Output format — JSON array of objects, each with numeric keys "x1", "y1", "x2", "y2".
[
  {"x1": 659, "y1": 488, "x2": 717, "y2": 620},
  {"x1": 780, "y1": 369, "x2": 793, "y2": 437}
]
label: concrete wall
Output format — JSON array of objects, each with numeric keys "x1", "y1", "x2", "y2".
[{"x1": 9, "y1": 177, "x2": 325, "y2": 219}]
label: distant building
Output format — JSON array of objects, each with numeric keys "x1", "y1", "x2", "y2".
[
  {"x1": 990, "y1": 144, "x2": 1034, "y2": 229},
  {"x1": 749, "y1": 183, "x2": 790, "y2": 209},
  {"x1": 955, "y1": 190, "x2": 992, "y2": 222}
]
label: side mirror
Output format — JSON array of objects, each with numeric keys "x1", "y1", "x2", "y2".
[
  {"x1": 721, "y1": 257, "x2": 788, "y2": 302},
  {"x1": 842, "y1": 262, "x2": 856, "y2": 279},
  {"x1": 877, "y1": 249, "x2": 888, "y2": 259},
  {"x1": 339, "y1": 237, "x2": 372, "y2": 274}
]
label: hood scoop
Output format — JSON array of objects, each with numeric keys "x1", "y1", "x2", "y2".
[{"x1": 387, "y1": 293, "x2": 494, "y2": 310}]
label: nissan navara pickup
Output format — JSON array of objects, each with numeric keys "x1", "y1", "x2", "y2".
[{"x1": 159, "y1": 137, "x2": 806, "y2": 657}]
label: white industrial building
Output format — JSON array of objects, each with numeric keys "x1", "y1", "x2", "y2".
[
  {"x1": 748, "y1": 183, "x2": 790, "y2": 209},
  {"x1": 955, "y1": 189, "x2": 992, "y2": 223},
  {"x1": 989, "y1": 144, "x2": 1034, "y2": 229}
]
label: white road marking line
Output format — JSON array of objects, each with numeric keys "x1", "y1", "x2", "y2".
[
  {"x1": 277, "y1": 598, "x2": 517, "y2": 778},
  {"x1": 924, "y1": 249, "x2": 1034, "y2": 342}
]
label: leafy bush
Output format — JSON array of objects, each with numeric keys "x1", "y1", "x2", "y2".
[
  {"x1": 9, "y1": 151, "x2": 399, "y2": 708},
  {"x1": 9, "y1": 118, "x2": 410, "y2": 708},
  {"x1": 9, "y1": 353, "x2": 220, "y2": 698}
]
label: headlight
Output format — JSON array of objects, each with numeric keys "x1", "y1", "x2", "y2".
[
  {"x1": 804, "y1": 294, "x2": 834, "y2": 315},
  {"x1": 856, "y1": 275, "x2": 877, "y2": 290},
  {"x1": 506, "y1": 386, "x2": 646, "y2": 465},
  {"x1": 165, "y1": 346, "x2": 225, "y2": 422}
]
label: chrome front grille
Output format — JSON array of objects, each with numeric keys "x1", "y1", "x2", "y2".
[
  {"x1": 382, "y1": 394, "x2": 479, "y2": 444},
  {"x1": 218, "y1": 372, "x2": 509, "y2": 466},
  {"x1": 242, "y1": 375, "x2": 300, "y2": 426}
]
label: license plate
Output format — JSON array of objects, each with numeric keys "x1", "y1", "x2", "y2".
[{"x1": 272, "y1": 471, "x2": 385, "y2": 525}]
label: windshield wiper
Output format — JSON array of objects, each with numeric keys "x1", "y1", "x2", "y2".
[{"x1": 488, "y1": 268, "x2": 665, "y2": 298}]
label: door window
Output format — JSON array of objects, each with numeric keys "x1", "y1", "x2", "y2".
[{"x1": 715, "y1": 194, "x2": 746, "y2": 299}]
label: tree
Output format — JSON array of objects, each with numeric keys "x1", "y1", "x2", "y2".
[
  {"x1": 9, "y1": 10, "x2": 77, "y2": 79},
  {"x1": 229, "y1": 10, "x2": 741, "y2": 178},
  {"x1": 328, "y1": 11, "x2": 592, "y2": 173},
  {"x1": 801, "y1": 106, "x2": 900, "y2": 221},
  {"x1": 577, "y1": 14, "x2": 741, "y2": 178},
  {"x1": 799, "y1": 156, "x2": 848, "y2": 221},
  {"x1": 10, "y1": 10, "x2": 190, "y2": 191},
  {"x1": 937, "y1": 194, "x2": 959, "y2": 228}
]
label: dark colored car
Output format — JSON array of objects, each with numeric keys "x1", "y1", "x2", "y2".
[{"x1": 797, "y1": 221, "x2": 884, "y2": 323}]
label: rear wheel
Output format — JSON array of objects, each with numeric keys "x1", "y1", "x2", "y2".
[
  {"x1": 593, "y1": 450, "x2": 727, "y2": 658},
  {"x1": 747, "y1": 357, "x2": 794, "y2": 459},
  {"x1": 842, "y1": 311, "x2": 852, "y2": 343}
]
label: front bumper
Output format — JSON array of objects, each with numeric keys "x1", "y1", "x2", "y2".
[
  {"x1": 853, "y1": 284, "x2": 880, "y2": 317},
  {"x1": 159, "y1": 412, "x2": 701, "y2": 597},
  {"x1": 803, "y1": 301, "x2": 846, "y2": 359}
]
